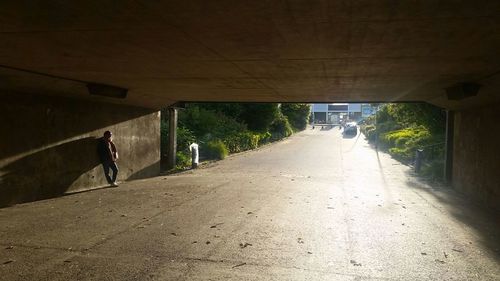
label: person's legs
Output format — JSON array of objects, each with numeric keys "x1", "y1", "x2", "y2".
[
  {"x1": 102, "y1": 162, "x2": 112, "y2": 184},
  {"x1": 110, "y1": 162, "x2": 119, "y2": 183}
]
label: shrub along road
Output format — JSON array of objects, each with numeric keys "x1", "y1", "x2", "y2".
[{"x1": 1, "y1": 127, "x2": 499, "y2": 280}]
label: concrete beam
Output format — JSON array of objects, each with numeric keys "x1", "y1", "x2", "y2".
[{"x1": 1, "y1": 1, "x2": 500, "y2": 108}]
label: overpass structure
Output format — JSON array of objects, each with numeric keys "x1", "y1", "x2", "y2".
[{"x1": 1, "y1": 1, "x2": 499, "y2": 210}]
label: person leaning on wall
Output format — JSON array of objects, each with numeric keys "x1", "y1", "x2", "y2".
[{"x1": 97, "y1": 130, "x2": 119, "y2": 187}]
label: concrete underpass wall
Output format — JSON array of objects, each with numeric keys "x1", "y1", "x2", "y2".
[
  {"x1": 0, "y1": 92, "x2": 160, "y2": 207},
  {"x1": 453, "y1": 103, "x2": 500, "y2": 211}
]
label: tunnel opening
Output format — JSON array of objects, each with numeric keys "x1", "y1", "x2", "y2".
[{"x1": 159, "y1": 102, "x2": 448, "y2": 183}]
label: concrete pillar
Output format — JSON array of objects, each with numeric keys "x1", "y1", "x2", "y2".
[
  {"x1": 167, "y1": 108, "x2": 178, "y2": 169},
  {"x1": 444, "y1": 110, "x2": 454, "y2": 183}
]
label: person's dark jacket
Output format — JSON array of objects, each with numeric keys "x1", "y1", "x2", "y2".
[{"x1": 97, "y1": 137, "x2": 115, "y2": 163}]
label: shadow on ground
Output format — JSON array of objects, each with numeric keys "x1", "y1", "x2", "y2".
[
  {"x1": 0, "y1": 137, "x2": 100, "y2": 207},
  {"x1": 364, "y1": 129, "x2": 500, "y2": 260},
  {"x1": 364, "y1": 129, "x2": 500, "y2": 261},
  {"x1": 320, "y1": 125, "x2": 334, "y2": 131},
  {"x1": 405, "y1": 175, "x2": 500, "y2": 260},
  {"x1": 342, "y1": 132, "x2": 357, "y2": 139},
  {"x1": 127, "y1": 161, "x2": 161, "y2": 180}
]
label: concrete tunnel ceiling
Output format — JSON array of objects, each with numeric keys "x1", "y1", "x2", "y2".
[{"x1": 1, "y1": 1, "x2": 500, "y2": 109}]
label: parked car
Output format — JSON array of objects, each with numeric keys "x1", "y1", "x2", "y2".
[{"x1": 344, "y1": 122, "x2": 358, "y2": 135}]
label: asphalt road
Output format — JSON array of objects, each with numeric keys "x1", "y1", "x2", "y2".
[{"x1": 1, "y1": 127, "x2": 499, "y2": 280}]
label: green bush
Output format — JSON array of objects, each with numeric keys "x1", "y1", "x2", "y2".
[
  {"x1": 177, "y1": 127, "x2": 196, "y2": 152},
  {"x1": 381, "y1": 127, "x2": 433, "y2": 162},
  {"x1": 175, "y1": 151, "x2": 192, "y2": 170},
  {"x1": 160, "y1": 122, "x2": 196, "y2": 160},
  {"x1": 269, "y1": 114, "x2": 293, "y2": 140},
  {"x1": 218, "y1": 131, "x2": 273, "y2": 154},
  {"x1": 376, "y1": 120, "x2": 400, "y2": 134},
  {"x1": 239, "y1": 103, "x2": 279, "y2": 132},
  {"x1": 387, "y1": 103, "x2": 445, "y2": 133},
  {"x1": 361, "y1": 124, "x2": 377, "y2": 141},
  {"x1": 281, "y1": 103, "x2": 311, "y2": 131},
  {"x1": 160, "y1": 122, "x2": 194, "y2": 169},
  {"x1": 179, "y1": 106, "x2": 246, "y2": 139},
  {"x1": 258, "y1": 132, "x2": 272, "y2": 145},
  {"x1": 205, "y1": 140, "x2": 229, "y2": 160},
  {"x1": 223, "y1": 131, "x2": 261, "y2": 153}
]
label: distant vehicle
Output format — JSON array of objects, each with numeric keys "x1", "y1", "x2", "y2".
[{"x1": 344, "y1": 122, "x2": 358, "y2": 135}]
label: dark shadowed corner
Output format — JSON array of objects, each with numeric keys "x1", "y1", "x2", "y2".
[{"x1": 0, "y1": 137, "x2": 100, "y2": 207}]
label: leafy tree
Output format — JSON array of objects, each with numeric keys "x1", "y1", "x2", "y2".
[
  {"x1": 387, "y1": 103, "x2": 445, "y2": 133},
  {"x1": 239, "y1": 103, "x2": 279, "y2": 132},
  {"x1": 178, "y1": 105, "x2": 246, "y2": 139},
  {"x1": 281, "y1": 103, "x2": 311, "y2": 131},
  {"x1": 191, "y1": 103, "x2": 243, "y2": 119},
  {"x1": 269, "y1": 112, "x2": 293, "y2": 139},
  {"x1": 187, "y1": 103, "x2": 280, "y2": 133}
]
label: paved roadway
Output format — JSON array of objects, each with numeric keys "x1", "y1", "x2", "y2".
[{"x1": 1, "y1": 127, "x2": 499, "y2": 280}]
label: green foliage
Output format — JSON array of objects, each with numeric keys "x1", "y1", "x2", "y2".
[
  {"x1": 258, "y1": 132, "x2": 272, "y2": 145},
  {"x1": 381, "y1": 127, "x2": 432, "y2": 161},
  {"x1": 160, "y1": 121, "x2": 195, "y2": 154},
  {"x1": 175, "y1": 151, "x2": 192, "y2": 170},
  {"x1": 222, "y1": 131, "x2": 273, "y2": 153},
  {"x1": 205, "y1": 140, "x2": 229, "y2": 160},
  {"x1": 190, "y1": 103, "x2": 244, "y2": 119},
  {"x1": 269, "y1": 113, "x2": 293, "y2": 140},
  {"x1": 387, "y1": 103, "x2": 445, "y2": 133},
  {"x1": 162, "y1": 103, "x2": 301, "y2": 168},
  {"x1": 179, "y1": 105, "x2": 246, "y2": 139},
  {"x1": 382, "y1": 127, "x2": 431, "y2": 147},
  {"x1": 360, "y1": 103, "x2": 446, "y2": 176},
  {"x1": 223, "y1": 132, "x2": 260, "y2": 153},
  {"x1": 361, "y1": 124, "x2": 377, "y2": 141},
  {"x1": 375, "y1": 104, "x2": 393, "y2": 124},
  {"x1": 239, "y1": 103, "x2": 279, "y2": 132},
  {"x1": 179, "y1": 106, "x2": 217, "y2": 136},
  {"x1": 281, "y1": 103, "x2": 311, "y2": 131},
  {"x1": 364, "y1": 103, "x2": 445, "y2": 134},
  {"x1": 177, "y1": 127, "x2": 196, "y2": 152}
]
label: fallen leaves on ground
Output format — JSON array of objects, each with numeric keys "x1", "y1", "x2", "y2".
[
  {"x1": 239, "y1": 242, "x2": 253, "y2": 248},
  {"x1": 350, "y1": 260, "x2": 362, "y2": 266}
]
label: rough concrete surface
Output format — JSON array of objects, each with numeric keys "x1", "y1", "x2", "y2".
[
  {"x1": 1, "y1": 1, "x2": 500, "y2": 109},
  {"x1": 453, "y1": 102, "x2": 500, "y2": 211},
  {"x1": 0, "y1": 92, "x2": 160, "y2": 207},
  {"x1": 0, "y1": 128, "x2": 499, "y2": 280}
]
